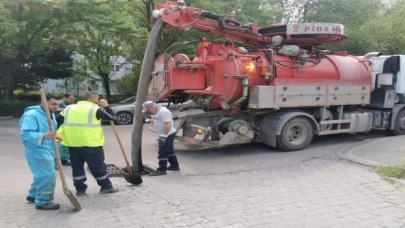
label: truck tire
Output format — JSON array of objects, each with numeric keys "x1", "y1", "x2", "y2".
[
  {"x1": 390, "y1": 109, "x2": 405, "y2": 135},
  {"x1": 277, "y1": 117, "x2": 314, "y2": 151}
]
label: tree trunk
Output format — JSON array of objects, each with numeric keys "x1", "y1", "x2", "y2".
[
  {"x1": 145, "y1": 0, "x2": 153, "y2": 31},
  {"x1": 2, "y1": 69, "x2": 15, "y2": 100},
  {"x1": 0, "y1": 58, "x2": 15, "y2": 100},
  {"x1": 101, "y1": 75, "x2": 111, "y2": 99},
  {"x1": 3, "y1": 81, "x2": 15, "y2": 100}
]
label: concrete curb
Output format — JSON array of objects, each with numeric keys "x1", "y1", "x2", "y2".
[
  {"x1": 336, "y1": 138, "x2": 392, "y2": 167},
  {"x1": 0, "y1": 116, "x2": 13, "y2": 120},
  {"x1": 388, "y1": 177, "x2": 405, "y2": 188},
  {"x1": 337, "y1": 137, "x2": 405, "y2": 188}
]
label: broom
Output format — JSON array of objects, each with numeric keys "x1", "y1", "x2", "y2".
[{"x1": 40, "y1": 89, "x2": 82, "y2": 211}]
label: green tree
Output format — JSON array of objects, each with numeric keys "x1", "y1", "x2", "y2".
[
  {"x1": 125, "y1": 0, "x2": 285, "y2": 63},
  {"x1": 126, "y1": 0, "x2": 187, "y2": 57},
  {"x1": 303, "y1": 0, "x2": 382, "y2": 55},
  {"x1": 56, "y1": 57, "x2": 88, "y2": 95},
  {"x1": 115, "y1": 66, "x2": 141, "y2": 96},
  {"x1": 307, "y1": 0, "x2": 381, "y2": 26},
  {"x1": 356, "y1": 0, "x2": 405, "y2": 55},
  {"x1": 269, "y1": 0, "x2": 321, "y2": 23},
  {"x1": 0, "y1": 0, "x2": 71, "y2": 100},
  {"x1": 23, "y1": 48, "x2": 74, "y2": 89},
  {"x1": 63, "y1": 0, "x2": 148, "y2": 98},
  {"x1": 185, "y1": 0, "x2": 283, "y2": 26}
]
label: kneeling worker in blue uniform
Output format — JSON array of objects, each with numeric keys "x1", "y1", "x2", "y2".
[
  {"x1": 19, "y1": 94, "x2": 62, "y2": 210},
  {"x1": 56, "y1": 92, "x2": 119, "y2": 195}
]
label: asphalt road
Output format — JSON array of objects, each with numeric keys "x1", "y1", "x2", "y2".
[
  {"x1": 1, "y1": 118, "x2": 388, "y2": 176},
  {"x1": 102, "y1": 124, "x2": 388, "y2": 176},
  {"x1": 2, "y1": 119, "x2": 405, "y2": 228}
]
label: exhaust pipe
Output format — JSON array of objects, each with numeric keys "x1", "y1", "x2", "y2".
[{"x1": 362, "y1": 52, "x2": 382, "y2": 60}]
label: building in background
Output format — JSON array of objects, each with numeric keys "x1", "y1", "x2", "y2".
[
  {"x1": 42, "y1": 53, "x2": 136, "y2": 97},
  {"x1": 381, "y1": 0, "x2": 397, "y2": 7}
]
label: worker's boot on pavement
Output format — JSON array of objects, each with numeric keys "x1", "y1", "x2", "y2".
[
  {"x1": 99, "y1": 187, "x2": 119, "y2": 194},
  {"x1": 35, "y1": 202, "x2": 60, "y2": 210},
  {"x1": 167, "y1": 166, "x2": 180, "y2": 171},
  {"x1": 26, "y1": 196, "x2": 35, "y2": 203},
  {"x1": 149, "y1": 170, "x2": 167, "y2": 176},
  {"x1": 76, "y1": 192, "x2": 87, "y2": 196}
]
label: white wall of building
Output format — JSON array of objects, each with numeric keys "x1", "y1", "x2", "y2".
[{"x1": 381, "y1": 0, "x2": 397, "y2": 7}]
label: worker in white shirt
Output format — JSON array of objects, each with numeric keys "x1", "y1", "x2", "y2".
[{"x1": 142, "y1": 101, "x2": 180, "y2": 176}]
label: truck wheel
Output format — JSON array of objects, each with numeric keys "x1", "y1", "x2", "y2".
[
  {"x1": 391, "y1": 109, "x2": 405, "y2": 135},
  {"x1": 277, "y1": 117, "x2": 314, "y2": 151}
]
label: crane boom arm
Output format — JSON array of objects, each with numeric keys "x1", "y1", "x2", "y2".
[{"x1": 150, "y1": 1, "x2": 274, "y2": 46}]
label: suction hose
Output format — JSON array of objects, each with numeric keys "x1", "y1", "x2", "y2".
[{"x1": 130, "y1": 18, "x2": 165, "y2": 173}]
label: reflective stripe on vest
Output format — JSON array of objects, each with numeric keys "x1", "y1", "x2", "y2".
[
  {"x1": 63, "y1": 106, "x2": 101, "y2": 128},
  {"x1": 58, "y1": 102, "x2": 104, "y2": 147}
]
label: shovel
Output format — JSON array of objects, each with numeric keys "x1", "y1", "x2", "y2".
[
  {"x1": 110, "y1": 121, "x2": 143, "y2": 185},
  {"x1": 40, "y1": 89, "x2": 82, "y2": 211}
]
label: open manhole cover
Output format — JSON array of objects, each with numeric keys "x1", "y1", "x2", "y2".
[
  {"x1": 106, "y1": 164, "x2": 126, "y2": 177},
  {"x1": 87, "y1": 164, "x2": 126, "y2": 177}
]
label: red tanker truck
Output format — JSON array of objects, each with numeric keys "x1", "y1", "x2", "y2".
[{"x1": 146, "y1": 1, "x2": 404, "y2": 151}]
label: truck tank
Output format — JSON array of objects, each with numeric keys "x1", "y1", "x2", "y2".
[
  {"x1": 142, "y1": 2, "x2": 393, "y2": 152},
  {"x1": 148, "y1": 40, "x2": 371, "y2": 110}
]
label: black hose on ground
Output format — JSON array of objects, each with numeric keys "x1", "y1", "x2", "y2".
[{"x1": 130, "y1": 18, "x2": 165, "y2": 173}]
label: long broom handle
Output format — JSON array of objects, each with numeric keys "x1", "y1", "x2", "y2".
[
  {"x1": 39, "y1": 89, "x2": 69, "y2": 189},
  {"x1": 110, "y1": 121, "x2": 132, "y2": 174}
]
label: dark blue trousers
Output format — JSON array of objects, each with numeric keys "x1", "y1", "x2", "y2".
[
  {"x1": 69, "y1": 147, "x2": 113, "y2": 193},
  {"x1": 157, "y1": 133, "x2": 179, "y2": 172}
]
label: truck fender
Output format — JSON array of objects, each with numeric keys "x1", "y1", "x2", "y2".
[{"x1": 258, "y1": 112, "x2": 320, "y2": 136}]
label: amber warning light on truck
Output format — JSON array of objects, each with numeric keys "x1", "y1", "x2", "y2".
[{"x1": 241, "y1": 61, "x2": 256, "y2": 74}]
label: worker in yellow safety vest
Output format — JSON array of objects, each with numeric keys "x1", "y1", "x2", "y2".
[{"x1": 56, "y1": 92, "x2": 119, "y2": 196}]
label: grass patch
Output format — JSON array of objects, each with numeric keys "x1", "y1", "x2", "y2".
[{"x1": 375, "y1": 164, "x2": 405, "y2": 179}]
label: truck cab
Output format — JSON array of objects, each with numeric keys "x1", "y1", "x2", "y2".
[{"x1": 368, "y1": 55, "x2": 405, "y2": 104}]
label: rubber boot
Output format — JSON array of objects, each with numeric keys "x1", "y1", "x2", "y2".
[
  {"x1": 99, "y1": 187, "x2": 119, "y2": 194},
  {"x1": 76, "y1": 192, "x2": 87, "y2": 196},
  {"x1": 167, "y1": 166, "x2": 180, "y2": 171},
  {"x1": 149, "y1": 170, "x2": 167, "y2": 176},
  {"x1": 26, "y1": 196, "x2": 35, "y2": 203},
  {"x1": 35, "y1": 203, "x2": 60, "y2": 210}
]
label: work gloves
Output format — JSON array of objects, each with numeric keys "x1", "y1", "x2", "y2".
[{"x1": 158, "y1": 134, "x2": 167, "y2": 146}]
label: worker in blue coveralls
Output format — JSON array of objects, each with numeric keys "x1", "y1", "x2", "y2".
[
  {"x1": 55, "y1": 93, "x2": 76, "y2": 166},
  {"x1": 19, "y1": 94, "x2": 62, "y2": 210}
]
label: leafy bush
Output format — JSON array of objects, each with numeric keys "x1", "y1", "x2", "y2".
[
  {"x1": 0, "y1": 90, "x2": 65, "y2": 117},
  {"x1": 13, "y1": 90, "x2": 64, "y2": 102},
  {"x1": 14, "y1": 91, "x2": 41, "y2": 102},
  {"x1": 115, "y1": 67, "x2": 140, "y2": 97},
  {"x1": 0, "y1": 101, "x2": 37, "y2": 117}
]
